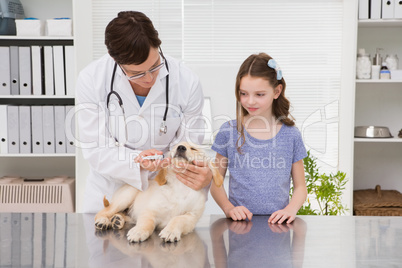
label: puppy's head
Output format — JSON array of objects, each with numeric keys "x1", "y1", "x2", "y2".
[{"x1": 154, "y1": 142, "x2": 223, "y2": 188}]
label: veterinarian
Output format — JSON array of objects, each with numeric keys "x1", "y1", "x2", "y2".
[{"x1": 76, "y1": 11, "x2": 213, "y2": 213}]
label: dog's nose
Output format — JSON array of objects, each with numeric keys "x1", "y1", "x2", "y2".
[{"x1": 177, "y1": 145, "x2": 186, "y2": 152}]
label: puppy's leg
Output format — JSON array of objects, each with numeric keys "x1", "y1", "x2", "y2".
[
  {"x1": 127, "y1": 211, "x2": 156, "y2": 243},
  {"x1": 159, "y1": 209, "x2": 204, "y2": 242},
  {"x1": 95, "y1": 185, "x2": 139, "y2": 230}
]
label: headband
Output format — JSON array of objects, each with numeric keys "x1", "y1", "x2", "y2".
[{"x1": 267, "y1": 59, "x2": 283, "y2": 80}]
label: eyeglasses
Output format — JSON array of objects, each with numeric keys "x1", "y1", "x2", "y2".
[{"x1": 120, "y1": 53, "x2": 165, "y2": 81}]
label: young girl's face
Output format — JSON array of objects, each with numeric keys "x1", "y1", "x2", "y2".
[{"x1": 239, "y1": 75, "x2": 282, "y2": 118}]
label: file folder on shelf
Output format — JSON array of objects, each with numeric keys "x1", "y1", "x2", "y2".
[
  {"x1": 20, "y1": 213, "x2": 33, "y2": 267},
  {"x1": 7, "y1": 105, "x2": 19, "y2": 153},
  {"x1": 42, "y1": 105, "x2": 55, "y2": 153},
  {"x1": 65, "y1": 105, "x2": 75, "y2": 153},
  {"x1": 64, "y1": 46, "x2": 75, "y2": 96},
  {"x1": 10, "y1": 46, "x2": 19, "y2": 95},
  {"x1": 19, "y1": 105, "x2": 32, "y2": 154},
  {"x1": 395, "y1": 0, "x2": 402, "y2": 18},
  {"x1": 31, "y1": 106, "x2": 44, "y2": 153},
  {"x1": 43, "y1": 46, "x2": 54, "y2": 95},
  {"x1": 382, "y1": 0, "x2": 395, "y2": 19},
  {"x1": 18, "y1": 46, "x2": 32, "y2": 95},
  {"x1": 358, "y1": 0, "x2": 369, "y2": 19},
  {"x1": 53, "y1": 46, "x2": 65, "y2": 96},
  {"x1": 54, "y1": 106, "x2": 66, "y2": 153},
  {"x1": 0, "y1": 47, "x2": 11, "y2": 95},
  {"x1": 31, "y1": 46, "x2": 43, "y2": 96},
  {"x1": 370, "y1": 0, "x2": 381, "y2": 19},
  {"x1": 0, "y1": 105, "x2": 8, "y2": 153}
]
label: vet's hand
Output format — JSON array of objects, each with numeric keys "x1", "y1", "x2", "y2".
[
  {"x1": 134, "y1": 149, "x2": 170, "y2": 172},
  {"x1": 226, "y1": 206, "x2": 253, "y2": 221},
  {"x1": 268, "y1": 208, "x2": 296, "y2": 224},
  {"x1": 175, "y1": 159, "x2": 212, "y2": 190}
]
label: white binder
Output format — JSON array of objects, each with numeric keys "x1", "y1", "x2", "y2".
[
  {"x1": 44, "y1": 46, "x2": 54, "y2": 95},
  {"x1": 64, "y1": 46, "x2": 76, "y2": 96},
  {"x1": 370, "y1": 0, "x2": 381, "y2": 19},
  {"x1": 20, "y1": 213, "x2": 33, "y2": 267},
  {"x1": 395, "y1": 0, "x2": 402, "y2": 18},
  {"x1": 0, "y1": 214, "x2": 12, "y2": 266},
  {"x1": 0, "y1": 105, "x2": 8, "y2": 153},
  {"x1": 19, "y1": 105, "x2": 32, "y2": 153},
  {"x1": 31, "y1": 105, "x2": 44, "y2": 153},
  {"x1": 7, "y1": 105, "x2": 19, "y2": 153},
  {"x1": 10, "y1": 46, "x2": 19, "y2": 95},
  {"x1": 53, "y1": 46, "x2": 65, "y2": 96},
  {"x1": 54, "y1": 214, "x2": 67, "y2": 267},
  {"x1": 358, "y1": 0, "x2": 369, "y2": 19},
  {"x1": 33, "y1": 214, "x2": 43, "y2": 267},
  {"x1": 18, "y1": 47, "x2": 32, "y2": 95},
  {"x1": 65, "y1": 105, "x2": 75, "y2": 153},
  {"x1": 54, "y1": 105, "x2": 66, "y2": 153},
  {"x1": 382, "y1": 0, "x2": 395, "y2": 19},
  {"x1": 0, "y1": 47, "x2": 11, "y2": 95},
  {"x1": 42, "y1": 105, "x2": 55, "y2": 153},
  {"x1": 44, "y1": 214, "x2": 55, "y2": 267},
  {"x1": 31, "y1": 46, "x2": 43, "y2": 95}
]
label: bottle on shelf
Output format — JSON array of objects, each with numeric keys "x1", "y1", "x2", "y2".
[
  {"x1": 356, "y1": 48, "x2": 371, "y2": 79},
  {"x1": 384, "y1": 54, "x2": 399, "y2": 71},
  {"x1": 380, "y1": 63, "x2": 391, "y2": 79}
]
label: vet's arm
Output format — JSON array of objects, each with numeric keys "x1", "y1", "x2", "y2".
[
  {"x1": 211, "y1": 154, "x2": 253, "y2": 221},
  {"x1": 268, "y1": 159, "x2": 307, "y2": 224}
]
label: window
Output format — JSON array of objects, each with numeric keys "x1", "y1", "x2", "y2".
[{"x1": 91, "y1": 0, "x2": 343, "y2": 173}]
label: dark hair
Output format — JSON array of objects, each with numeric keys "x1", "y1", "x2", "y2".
[
  {"x1": 235, "y1": 52, "x2": 295, "y2": 152},
  {"x1": 105, "y1": 11, "x2": 162, "y2": 65}
]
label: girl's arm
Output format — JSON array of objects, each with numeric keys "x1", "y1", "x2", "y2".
[
  {"x1": 211, "y1": 153, "x2": 253, "y2": 221},
  {"x1": 268, "y1": 159, "x2": 307, "y2": 224}
]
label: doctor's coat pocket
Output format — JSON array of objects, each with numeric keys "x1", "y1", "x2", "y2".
[{"x1": 151, "y1": 113, "x2": 183, "y2": 148}]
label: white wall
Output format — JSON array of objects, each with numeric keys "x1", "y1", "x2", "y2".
[{"x1": 20, "y1": 0, "x2": 72, "y2": 20}]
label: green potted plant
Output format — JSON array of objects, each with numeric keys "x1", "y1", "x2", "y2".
[{"x1": 291, "y1": 151, "x2": 349, "y2": 216}]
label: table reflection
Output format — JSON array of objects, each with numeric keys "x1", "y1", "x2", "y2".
[
  {"x1": 210, "y1": 216, "x2": 307, "y2": 268},
  {"x1": 83, "y1": 214, "x2": 210, "y2": 268}
]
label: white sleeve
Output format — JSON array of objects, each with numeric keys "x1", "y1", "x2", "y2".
[{"x1": 75, "y1": 70, "x2": 149, "y2": 191}]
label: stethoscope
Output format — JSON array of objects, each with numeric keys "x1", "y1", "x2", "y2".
[{"x1": 106, "y1": 54, "x2": 169, "y2": 148}]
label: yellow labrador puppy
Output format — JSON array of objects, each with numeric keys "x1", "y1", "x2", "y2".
[{"x1": 94, "y1": 142, "x2": 223, "y2": 243}]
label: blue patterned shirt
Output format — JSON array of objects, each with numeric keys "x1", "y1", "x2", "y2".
[{"x1": 211, "y1": 120, "x2": 307, "y2": 215}]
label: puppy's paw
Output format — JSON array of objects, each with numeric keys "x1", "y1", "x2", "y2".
[
  {"x1": 159, "y1": 226, "x2": 182, "y2": 242},
  {"x1": 127, "y1": 226, "x2": 151, "y2": 243},
  {"x1": 111, "y1": 214, "x2": 125, "y2": 230},
  {"x1": 95, "y1": 217, "x2": 111, "y2": 230}
]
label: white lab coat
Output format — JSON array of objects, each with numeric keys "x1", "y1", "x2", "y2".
[{"x1": 76, "y1": 54, "x2": 205, "y2": 213}]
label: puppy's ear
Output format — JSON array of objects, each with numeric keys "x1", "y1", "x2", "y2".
[
  {"x1": 154, "y1": 168, "x2": 167, "y2": 186},
  {"x1": 103, "y1": 195, "x2": 110, "y2": 208},
  {"x1": 209, "y1": 161, "x2": 223, "y2": 187}
]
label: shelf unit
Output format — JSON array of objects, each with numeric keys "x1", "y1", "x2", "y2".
[
  {"x1": 353, "y1": 18, "x2": 402, "y2": 198},
  {"x1": 0, "y1": 0, "x2": 76, "y2": 211}
]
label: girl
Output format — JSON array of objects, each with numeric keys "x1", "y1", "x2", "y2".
[{"x1": 211, "y1": 53, "x2": 307, "y2": 224}]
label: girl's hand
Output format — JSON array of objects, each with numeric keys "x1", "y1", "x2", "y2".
[
  {"x1": 228, "y1": 220, "x2": 253, "y2": 234},
  {"x1": 226, "y1": 206, "x2": 253, "y2": 221},
  {"x1": 268, "y1": 209, "x2": 296, "y2": 224},
  {"x1": 134, "y1": 149, "x2": 170, "y2": 172}
]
